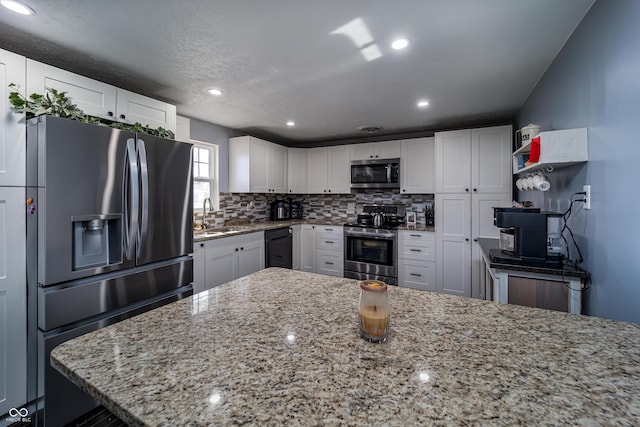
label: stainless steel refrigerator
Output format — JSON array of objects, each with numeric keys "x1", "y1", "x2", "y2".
[{"x1": 25, "y1": 116, "x2": 194, "y2": 426}]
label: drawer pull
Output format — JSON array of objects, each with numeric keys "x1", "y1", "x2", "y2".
[
  {"x1": 324, "y1": 228, "x2": 334, "y2": 231},
  {"x1": 325, "y1": 261, "x2": 334, "y2": 265},
  {"x1": 409, "y1": 249, "x2": 422, "y2": 252},
  {"x1": 410, "y1": 273, "x2": 422, "y2": 277},
  {"x1": 410, "y1": 234, "x2": 422, "y2": 237},
  {"x1": 325, "y1": 240, "x2": 334, "y2": 244}
]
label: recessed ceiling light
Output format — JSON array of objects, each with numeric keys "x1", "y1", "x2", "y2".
[
  {"x1": 286, "y1": 121, "x2": 295, "y2": 127},
  {"x1": 391, "y1": 38, "x2": 409, "y2": 50},
  {"x1": 417, "y1": 100, "x2": 430, "y2": 108},
  {"x1": 207, "y1": 88, "x2": 223, "y2": 96},
  {"x1": 1, "y1": 0, "x2": 35, "y2": 15}
]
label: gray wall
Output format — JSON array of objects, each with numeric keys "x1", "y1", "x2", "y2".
[
  {"x1": 189, "y1": 118, "x2": 243, "y2": 192},
  {"x1": 518, "y1": 0, "x2": 640, "y2": 323}
]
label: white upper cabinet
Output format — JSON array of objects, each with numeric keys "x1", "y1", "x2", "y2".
[
  {"x1": 435, "y1": 129, "x2": 472, "y2": 193},
  {"x1": 229, "y1": 136, "x2": 288, "y2": 193},
  {"x1": 436, "y1": 125, "x2": 512, "y2": 194},
  {"x1": 0, "y1": 48, "x2": 26, "y2": 186},
  {"x1": 268, "y1": 143, "x2": 288, "y2": 193},
  {"x1": 287, "y1": 147, "x2": 308, "y2": 194},
  {"x1": 307, "y1": 146, "x2": 351, "y2": 194},
  {"x1": 116, "y1": 88, "x2": 177, "y2": 133},
  {"x1": 349, "y1": 141, "x2": 401, "y2": 160},
  {"x1": 307, "y1": 147, "x2": 328, "y2": 194},
  {"x1": 175, "y1": 115, "x2": 191, "y2": 142},
  {"x1": 472, "y1": 126, "x2": 513, "y2": 193},
  {"x1": 26, "y1": 60, "x2": 176, "y2": 133},
  {"x1": 400, "y1": 137, "x2": 434, "y2": 194},
  {"x1": 327, "y1": 145, "x2": 351, "y2": 194}
]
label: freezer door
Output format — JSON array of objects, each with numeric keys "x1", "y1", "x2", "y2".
[
  {"x1": 28, "y1": 116, "x2": 136, "y2": 286},
  {"x1": 136, "y1": 134, "x2": 193, "y2": 264}
]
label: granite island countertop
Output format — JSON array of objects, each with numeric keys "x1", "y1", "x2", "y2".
[{"x1": 52, "y1": 268, "x2": 640, "y2": 426}]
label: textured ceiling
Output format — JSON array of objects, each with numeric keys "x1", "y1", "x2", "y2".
[{"x1": 0, "y1": 0, "x2": 595, "y2": 145}]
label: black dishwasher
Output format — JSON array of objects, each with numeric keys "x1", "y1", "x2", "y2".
[{"x1": 265, "y1": 227, "x2": 293, "y2": 269}]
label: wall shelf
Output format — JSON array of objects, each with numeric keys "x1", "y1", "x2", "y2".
[{"x1": 513, "y1": 128, "x2": 588, "y2": 175}]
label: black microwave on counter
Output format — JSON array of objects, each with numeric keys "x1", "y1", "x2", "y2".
[{"x1": 350, "y1": 158, "x2": 400, "y2": 189}]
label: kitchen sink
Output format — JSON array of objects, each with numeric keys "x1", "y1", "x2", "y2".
[{"x1": 194, "y1": 226, "x2": 250, "y2": 238}]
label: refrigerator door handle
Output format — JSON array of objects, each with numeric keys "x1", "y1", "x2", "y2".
[
  {"x1": 124, "y1": 138, "x2": 139, "y2": 259},
  {"x1": 137, "y1": 138, "x2": 149, "y2": 257}
]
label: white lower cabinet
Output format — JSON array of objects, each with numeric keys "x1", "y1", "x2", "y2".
[
  {"x1": 193, "y1": 242, "x2": 206, "y2": 294},
  {"x1": 435, "y1": 194, "x2": 472, "y2": 297},
  {"x1": 300, "y1": 224, "x2": 317, "y2": 272},
  {"x1": 291, "y1": 225, "x2": 301, "y2": 270},
  {"x1": 0, "y1": 187, "x2": 27, "y2": 415},
  {"x1": 435, "y1": 193, "x2": 511, "y2": 298},
  {"x1": 315, "y1": 226, "x2": 343, "y2": 277},
  {"x1": 195, "y1": 232, "x2": 265, "y2": 291},
  {"x1": 398, "y1": 230, "x2": 436, "y2": 291},
  {"x1": 317, "y1": 250, "x2": 343, "y2": 276}
]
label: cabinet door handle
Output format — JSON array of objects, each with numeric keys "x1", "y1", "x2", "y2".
[
  {"x1": 120, "y1": 114, "x2": 126, "y2": 119},
  {"x1": 328, "y1": 189, "x2": 331, "y2": 192},
  {"x1": 473, "y1": 188, "x2": 477, "y2": 192},
  {"x1": 240, "y1": 247, "x2": 244, "y2": 251},
  {"x1": 474, "y1": 238, "x2": 478, "y2": 242},
  {"x1": 235, "y1": 248, "x2": 239, "y2": 252},
  {"x1": 200, "y1": 243, "x2": 204, "y2": 247},
  {"x1": 465, "y1": 188, "x2": 469, "y2": 192},
  {"x1": 402, "y1": 189, "x2": 406, "y2": 192},
  {"x1": 409, "y1": 249, "x2": 422, "y2": 252},
  {"x1": 465, "y1": 238, "x2": 470, "y2": 242},
  {"x1": 410, "y1": 273, "x2": 422, "y2": 277},
  {"x1": 107, "y1": 111, "x2": 114, "y2": 117},
  {"x1": 323, "y1": 190, "x2": 326, "y2": 193}
]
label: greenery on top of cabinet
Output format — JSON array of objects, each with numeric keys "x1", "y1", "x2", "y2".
[{"x1": 8, "y1": 83, "x2": 175, "y2": 139}]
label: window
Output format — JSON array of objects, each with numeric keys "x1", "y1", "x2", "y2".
[{"x1": 192, "y1": 140, "x2": 219, "y2": 211}]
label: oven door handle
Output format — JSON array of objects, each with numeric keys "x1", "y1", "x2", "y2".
[{"x1": 345, "y1": 231, "x2": 396, "y2": 239}]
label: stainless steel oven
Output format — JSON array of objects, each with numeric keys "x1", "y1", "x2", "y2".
[{"x1": 344, "y1": 226, "x2": 398, "y2": 285}]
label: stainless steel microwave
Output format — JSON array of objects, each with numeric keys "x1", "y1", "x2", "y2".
[{"x1": 350, "y1": 158, "x2": 400, "y2": 189}]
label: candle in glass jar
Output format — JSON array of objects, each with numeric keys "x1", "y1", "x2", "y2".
[
  {"x1": 359, "y1": 305, "x2": 390, "y2": 337},
  {"x1": 358, "y1": 280, "x2": 390, "y2": 342}
]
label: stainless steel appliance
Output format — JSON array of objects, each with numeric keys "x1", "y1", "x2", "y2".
[
  {"x1": 270, "y1": 199, "x2": 289, "y2": 220},
  {"x1": 265, "y1": 227, "x2": 293, "y2": 269},
  {"x1": 26, "y1": 116, "x2": 194, "y2": 426},
  {"x1": 490, "y1": 207, "x2": 563, "y2": 268},
  {"x1": 350, "y1": 158, "x2": 400, "y2": 189},
  {"x1": 344, "y1": 205, "x2": 405, "y2": 285}
]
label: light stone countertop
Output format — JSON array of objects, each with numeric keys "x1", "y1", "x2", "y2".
[
  {"x1": 52, "y1": 268, "x2": 640, "y2": 426},
  {"x1": 194, "y1": 220, "x2": 435, "y2": 243},
  {"x1": 193, "y1": 219, "x2": 346, "y2": 242}
]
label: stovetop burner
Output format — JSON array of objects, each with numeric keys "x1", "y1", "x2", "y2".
[
  {"x1": 347, "y1": 204, "x2": 407, "y2": 230},
  {"x1": 344, "y1": 222, "x2": 400, "y2": 230}
]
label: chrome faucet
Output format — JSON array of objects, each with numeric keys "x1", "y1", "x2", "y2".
[{"x1": 202, "y1": 197, "x2": 213, "y2": 228}]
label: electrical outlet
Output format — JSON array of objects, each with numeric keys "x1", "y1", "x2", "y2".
[{"x1": 583, "y1": 185, "x2": 591, "y2": 210}]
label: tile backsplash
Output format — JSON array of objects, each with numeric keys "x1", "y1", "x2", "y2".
[{"x1": 196, "y1": 190, "x2": 434, "y2": 227}]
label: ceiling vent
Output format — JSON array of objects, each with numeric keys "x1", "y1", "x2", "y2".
[{"x1": 358, "y1": 126, "x2": 383, "y2": 133}]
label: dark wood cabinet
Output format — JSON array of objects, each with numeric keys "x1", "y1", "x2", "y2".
[{"x1": 508, "y1": 276, "x2": 569, "y2": 312}]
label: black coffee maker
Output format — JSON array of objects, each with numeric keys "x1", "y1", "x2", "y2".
[
  {"x1": 270, "y1": 200, "x2": 289, "y2": 220},
  {"x1": 490, "y1": 208, "x2": 562, "y2": 268}
]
